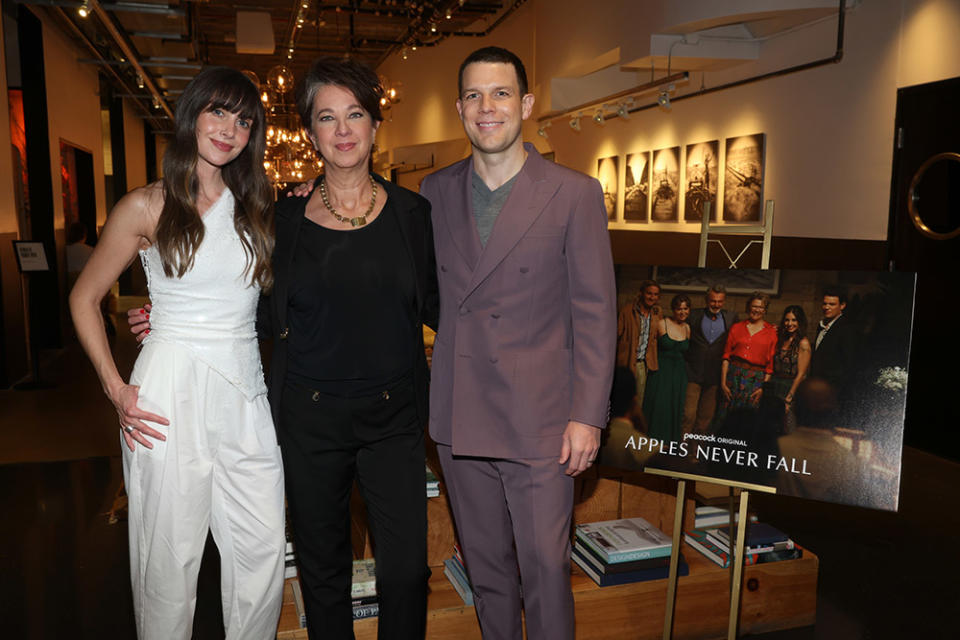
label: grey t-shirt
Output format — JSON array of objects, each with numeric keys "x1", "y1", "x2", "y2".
[{"x1": 472, "y1": 170, "x2": 520, "y2": 246}]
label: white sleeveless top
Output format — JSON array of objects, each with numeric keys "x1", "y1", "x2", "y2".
[{"x1": 139, "y1": 189, "x2": 267, "y2": 400}]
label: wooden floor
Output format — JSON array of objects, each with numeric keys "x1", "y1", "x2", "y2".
[{"x1": 2, "y1": 328, "x2": 959, "y2": 639}]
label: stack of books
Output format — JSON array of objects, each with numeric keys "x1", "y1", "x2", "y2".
[
  {"x1": 572, "y1": 516, "x2": 687, "y2": 586},
  {"x1": 443, "y1": 545, "x2": 474, "y2": 605},
  {"x1": 426, "y1": 463, "x2": 440, "y2": 498},
  {"x1": 694, "y1": 505, "x2": 756, "y2": 529},
  {"x1": 684, "y1": 522, "x2": 802, "y2": 568},
  {"x1": 284, "y1": 520, "x2": 298, "y2": 579},
  {"x1": 352, "y1": 558, "x2": 379, "y2": 620},
  {"x1": 291, "y1": 578, "x2": 306, "y2": 629}
]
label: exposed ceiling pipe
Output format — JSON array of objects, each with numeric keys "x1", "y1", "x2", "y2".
[
  {"x1": 538, "y1": 72, "x2": 689, "y2": 124},
  {"x1": 88, "y1": 0, "x2": 175, "y2": 120},
  {"x1": 48, "y1": 5, "x2": 169, "y2": 129},
  {"x1": 618, "y1": 0, "x2": 846, "y2": 120},
  {"x1": 377, "y1": 0, "x2": 528, "y2": 67}
]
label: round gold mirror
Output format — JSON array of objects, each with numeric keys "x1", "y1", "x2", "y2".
[{"x1": 907, "y1": 152, "x2": 960, "y2": 240}]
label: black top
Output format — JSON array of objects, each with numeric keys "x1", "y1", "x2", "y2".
[
  {"x1": 260, "y1": 173, "x2": 439, "y2": 426},
  {"x1": 287, "y1": 198, "x2": 416, "y2": 394}
]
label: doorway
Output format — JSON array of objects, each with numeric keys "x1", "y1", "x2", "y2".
[{"x1": 888, "y1": 75, "x2": 960, "y2": 461}]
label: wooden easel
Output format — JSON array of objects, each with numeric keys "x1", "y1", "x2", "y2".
[
  {"x1": 647, "y1": 469, "x2": 776, "y2": 639},
  {"x1": 650, "y1": 200, "x2": 777, "y2": 639},
  {"x1": 698, "y1": 200, "x2": 775, "y2": 270}
]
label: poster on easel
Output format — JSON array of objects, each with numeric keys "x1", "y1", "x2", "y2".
[{"x1": 608, "y1": 265, "x2": 915, "y2": 512}]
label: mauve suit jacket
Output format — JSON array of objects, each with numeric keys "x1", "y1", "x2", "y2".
[{"x1": 421, "y1": 143, "x2": 617, "y2": 460}]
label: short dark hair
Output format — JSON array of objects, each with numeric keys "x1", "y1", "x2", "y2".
[
  {"x1": 296, "y1": 56, "x2": 384, "y2": 131},
  {"x1": 671, "y1": 293, "x2": 692, "y2": 310},
  {"x1": 458, "y1": 46, "x2": 528, "y2": 97},
  {"x1": 67, "y1": 221, "x2": 88, "y2": 245},
  {"x1": 794, "y1": 378, "x2": 839, "y2": 429},
  {"x1": 822, "y1": 287, "x2": 848, "y2": 305}
]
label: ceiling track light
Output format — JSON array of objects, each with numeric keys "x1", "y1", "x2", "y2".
[
  {"x1": 77, "y1": 0, "x2": 90, "y2": 18},
  {"x1": 569, "y1": 114, "x2": 581, "y2": 132},
  {"x1": 657, "y1": 90, "x2": 671, "y2": 109},
  {"x1": 537, "y1": 121, "x2": 551, "y2": 138},
  {"x1": 136, "y1": 73, "x2": 144, "y2": 89},
  {"x1": 592, "y1": 107, "x2": 605, "y2": 125},
  {"x1": 616, "y1": 99, "x2": 632, "y2": 120}
]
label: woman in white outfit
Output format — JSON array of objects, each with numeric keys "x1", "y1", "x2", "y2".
[{"x1": 69, "y1": 67, "x2": 284, "y2": 639}]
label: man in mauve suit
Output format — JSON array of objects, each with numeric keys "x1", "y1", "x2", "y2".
[
  {"x1": 420, "y1": 47, "x2": 616, "y2": 640},
  {"x1": 682, "y1": 284, "x2": 737, "y2": 434}
]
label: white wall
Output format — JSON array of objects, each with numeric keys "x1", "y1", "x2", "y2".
[{"x1": 375, "y1": 0, "x2": 960, "y2": 242}]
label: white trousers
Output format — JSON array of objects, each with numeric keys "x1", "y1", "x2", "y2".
[{"x1": 123, "y1": 343, "x2": 285, "y2": 640}]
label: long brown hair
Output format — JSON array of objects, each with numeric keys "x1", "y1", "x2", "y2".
[
  {"x1": 777, "y1": 305, "x2": 808, "y2": 358},
  {"x1": 156, "y1": 66, "x2": 274, "y2": 290}
]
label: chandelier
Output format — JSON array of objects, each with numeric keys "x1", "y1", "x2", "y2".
[{"x1": 245, "y1": 65, "x2": 401, "y2": 190}]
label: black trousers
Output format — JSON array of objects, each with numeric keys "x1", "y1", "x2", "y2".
[{"x1": 277, "y1": 376, "x2": 429, "y2": 640}]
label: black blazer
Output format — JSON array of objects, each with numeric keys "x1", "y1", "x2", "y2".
[
  {"x1": 809, "y1": 314, "x2": 857, "y2": 391},
  {"x1": 684, "y1": 307, "x2": 737, "y2": 385},
  {"x1": 257, "y1": 174, "x2": 439, "y2": 428}
]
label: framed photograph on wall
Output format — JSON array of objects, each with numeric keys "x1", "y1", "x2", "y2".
[
  {"x1": 651, "y1": 265, "x2": 780, "y2": 295},
  {"x1": 624, "y1": 152, "x2": 649, "y2": 223},
  {"x1": 651, "y1": 147, "x2": 680, "y2": 222},
  {"x1": 684, "y1": 140, "x2": 719, "y2": 222},
  {"x1": 597, "y1": 155, "x2": 620, "y2": 222},
  {"x1": 723, "y1": 133, "x2": 766, "y2": 222}
]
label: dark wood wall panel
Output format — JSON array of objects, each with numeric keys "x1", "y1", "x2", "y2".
[
  {"x1": 610, "y1": 230, "x2": 887, "y2": 271},
  {"x1": 1, "y1": 234, "x2": 28, "y2": 385}
]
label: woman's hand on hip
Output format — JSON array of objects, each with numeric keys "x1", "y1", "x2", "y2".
[{"x1": 110, "y1": 382, "x2": 169, "y2": 451}]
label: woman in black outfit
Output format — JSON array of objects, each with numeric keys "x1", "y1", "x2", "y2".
[{"x1": 263, "y1": 57, "x2": 437, "y2": 639}]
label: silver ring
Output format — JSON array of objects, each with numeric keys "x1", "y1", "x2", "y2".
[{"x1": 124, "y1": 425, "x2": 135, "y2": 434}]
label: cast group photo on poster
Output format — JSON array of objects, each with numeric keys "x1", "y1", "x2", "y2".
[{"x1": 606, "y1": 266, "x2": 914, "y2": 512}]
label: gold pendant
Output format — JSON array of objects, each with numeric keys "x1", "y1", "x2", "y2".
[{"x1": 351, "y1": 217, "x2": 366, "y2": 227}]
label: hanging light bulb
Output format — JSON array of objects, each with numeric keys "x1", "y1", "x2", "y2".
[
  {"x1": 77, "y1": 0, "x2": 90, "y2": 18},
  {"x1": 267, "y1": 65, "x2": 294, "y2": 94},
  {"x1": 136, "y1": 73, "x2": 144, "y2": 89}
]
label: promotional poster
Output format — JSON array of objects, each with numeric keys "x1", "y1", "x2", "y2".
[{"x1": 607, "y1": 266, "x2": 915, "y2": 511}]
